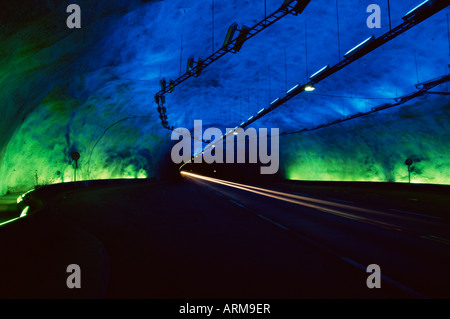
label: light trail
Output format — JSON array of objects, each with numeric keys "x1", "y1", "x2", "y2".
[
  {"x1": 181, "y1": 171, "x2": 438, "y2": 298},
  {"x1": 0, "y1": 217, "x2": 20, "y2": 227},
  {"x1": 180, "y1": 171, "x2": 404, "y2": 232}
]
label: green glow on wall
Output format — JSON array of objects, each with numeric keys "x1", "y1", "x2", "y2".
[
  {"x1": 0, "y1": 85, "x2": 166, "y2": 195},
  {"x1": 282, "y1": 96, "x2": 450, "y2": 185},
  {"x1": 0, "y1": 3, "x2": 447, "y2": 194}
]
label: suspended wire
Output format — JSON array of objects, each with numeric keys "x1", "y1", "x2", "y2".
[
  {"x1": 336, "y1": 0, "x2": 341, "y2": 61},
  {"x1": 264, "y1": 0, "x2": 267, "y2": 25},
  {"x1": 414, "y1": 52, "x2": 419, "y2": 84},
  {"x1": 87, "y1": 115, "x2": 152, "y2": 177},
  {"x1": 268, "y1": 65, "x2": 271, "y2": 102},
  {"x1": 387, "y1": 0, "x2": 392, "y2": 31},
  {"x1": 447, "y1": 14, "x2": 450, "y2": 57},
  {"x1": 179, "y1": 33, "x2": 183, "y2": 76},
  {"x1": 305, "y1": 19, "x2": 308, "y2": 80},
  {"x1": 212, "y1": 0, "x2": 215, "y2": 54},
  {"x1": 256, "y1": 72, "x2": 259, "y2": 106},
  {"x1": 284, "y1": 47, "x2": 288, "y2": 92}
]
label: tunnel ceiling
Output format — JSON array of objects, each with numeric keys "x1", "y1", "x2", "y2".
[{"x1": 0, "y1": 0, "x2": 449, "y2": 193}]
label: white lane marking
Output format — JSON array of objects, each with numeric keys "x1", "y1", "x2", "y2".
[
  {"x1": 389, "y1": 208, "x2": 442, "y2": 220},
  {"x1": 229, "y1": 200, "x2": 245, "y2": 208},
  {"x1": 257, "y1": 214, "x2": 289, "y2": 231},
  {"x1": 340, "y1": 257, "x2": 427, "y2": 299},
  {"x1": 328, "y1": 198, "x2": 354, "y2": 204}
]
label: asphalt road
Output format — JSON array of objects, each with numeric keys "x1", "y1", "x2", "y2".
[{"x1": 1, "y1": 174, "x2": 449, "y2": 298}]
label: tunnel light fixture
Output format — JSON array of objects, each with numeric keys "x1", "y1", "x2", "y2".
[
  {"x1": 281, "y1": 0, "x2": 310, "y2": 14},
  {"x1": 344, "y1": 36, "x2": 375, "y2": 58},
  {"x1": 257, "y1": 108, "x2": 265, "y2": 114},
  {"x1": 196, "y1": 59, "x2": 204, "y2": 77},
  {"x1": 20, "y1": 206, "x2": 29, "y2": 218},
  {"x1": 304, "y1": 84, "x2": 315, "y2": 92},
  {"x1": 17, "y1": 189, "x2": 33, "y2": 204},
  {"x1": 309, "y1": 65, "x2": 330, "y2": 81},
  {"x1": 280, "y1": 0, "x2": 295, "y2": 10},
  {"x1": 403, "y1": 0, "x2": 429, "y2": 20},
  {"x1": 160, "y1": 78, "x2": 167, "y2": 91},
  {"x1": 223, "y1": 22, "x2": 239, "y2": 47},
  {"x1": 270, "y1": 98, "x2": 280, "y2": 106},
  {"x1": 233, "y1": 25, "x2": 251, "y2": 52},
  {"x1": 292, "y1": 0, "x2": 311, "y2": 15},
  {"x1": 415, "y1": 75, "x2": 447, "y2": 89},
  {"x1": 186, "y1": 57, "x2": 195, "y2": 72},
  {"x1": 371, "y1": 103, "x2": 392, "y2": 111},
  {"x1": 287, "y1": 84, "x2": 300, "y2": 95},
  {"x1": 248, "y1": 116, "x2": 254, "y2": 121},
  {"x1": 240, "y1": 122, "x2": 245, "y2": 126},
  {"x1": 168, "y1": 80, "x2": 175, "y2": 93},
  {"x1": 394, "y1": 93, "x2": 414, "y2": 103}
]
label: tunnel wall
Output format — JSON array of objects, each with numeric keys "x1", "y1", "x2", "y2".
[
  {"x1": 280, "y1": 95, "x2": 450, "y2": 184},
  {"x1": 0, "y1": 84, "x2": 169, "y2": 195},
  {"x1": 0, "y1": 1, "x2": 448, "y2": 194}
]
